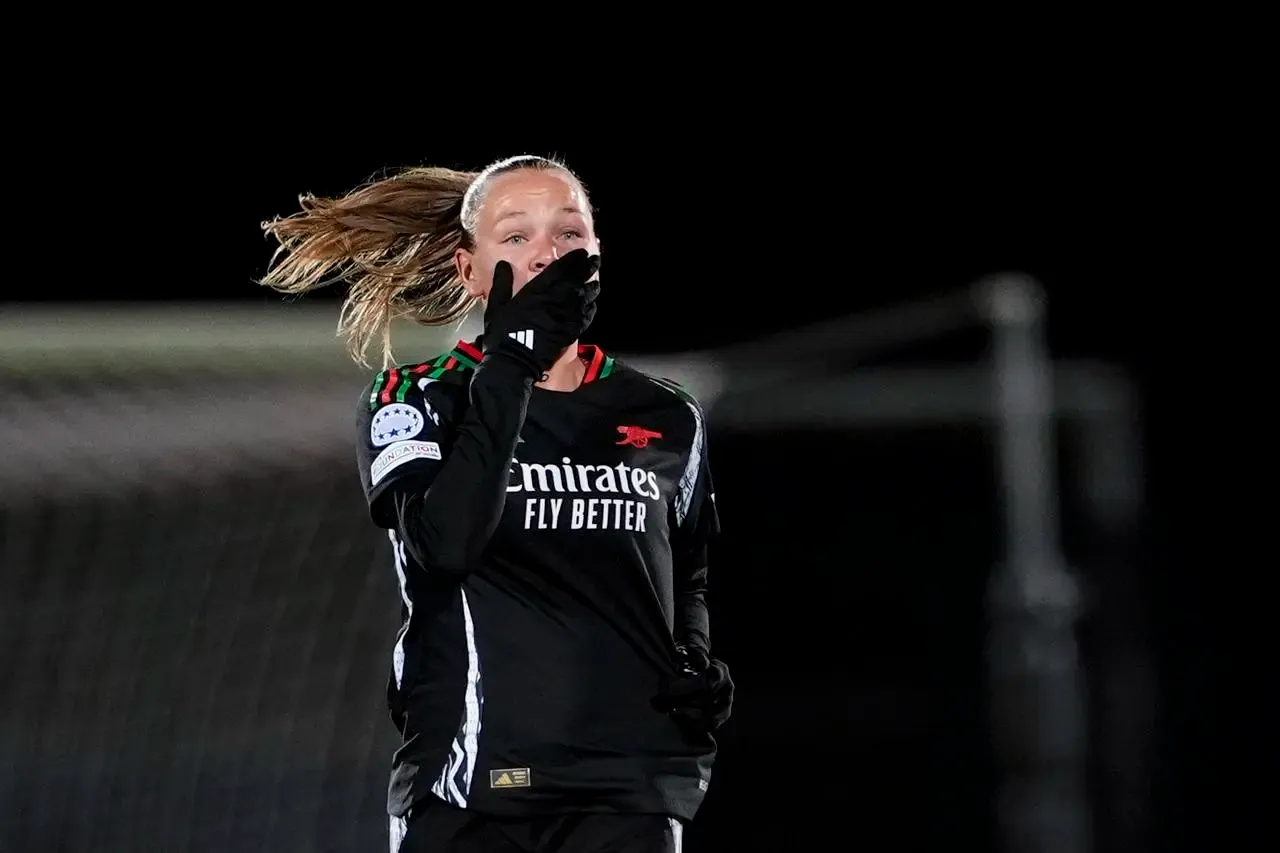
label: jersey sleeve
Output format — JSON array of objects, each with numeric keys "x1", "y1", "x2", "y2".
[
  {"x1": 356, "y1": 369, "x2": 455, "y2": 528},
  {"x1": 670, "y1": 391, "x2": 720, "y2": 655},
  {"x1": 674, "y1": 395, "x2": 720, "y2": 551},
  {"x1": 356, "y1": 351, "x2": 537, "y2": 579}
]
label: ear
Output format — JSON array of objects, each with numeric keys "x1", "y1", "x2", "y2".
[{"x1": 455, "y1": 248, "x2": 485, "y2": 298}]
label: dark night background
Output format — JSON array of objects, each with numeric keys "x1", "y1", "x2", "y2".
[{"x1": 4, "y1": 88, "x2": 1225, "y2": 851}]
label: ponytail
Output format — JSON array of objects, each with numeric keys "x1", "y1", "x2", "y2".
[{"x1": 260, "y1": 167, "x2": 479, "y2": 368}]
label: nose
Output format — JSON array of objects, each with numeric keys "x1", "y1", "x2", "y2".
[{"x1": 529, "y1": 239, "x2": 560, "y2": 272}]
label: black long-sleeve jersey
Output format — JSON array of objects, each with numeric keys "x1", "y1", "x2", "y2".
[{"x1": 355, "y1": 339, "x2": 721, "y2": 823}]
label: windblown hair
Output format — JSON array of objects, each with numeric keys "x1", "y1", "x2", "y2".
[{"x1": 259, "y1": 155, "x2": 581, "y2": 368}]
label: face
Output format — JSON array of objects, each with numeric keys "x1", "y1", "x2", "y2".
[{"x1": 455, "y1": 168, "x2": 600, "y2": 299}]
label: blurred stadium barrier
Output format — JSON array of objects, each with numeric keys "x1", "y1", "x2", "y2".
[{"x1": 0, "y1": 289, "x2": 1143, "y2": 853}]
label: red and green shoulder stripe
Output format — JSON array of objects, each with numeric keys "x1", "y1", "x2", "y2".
[
  {"x1": 368, "y1": 340, "x2": 617, "y2": 409},
  {"x1": 366, "y1": 340, "x2": 484, "y2": 410}
]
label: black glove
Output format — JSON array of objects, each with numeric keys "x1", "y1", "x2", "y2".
[
  {"x1": 481, "y1": 248, "x2": 601, "y2": 378},
  {"x1": 651, "y1": 645, "x2": 734, "y2": 733}
]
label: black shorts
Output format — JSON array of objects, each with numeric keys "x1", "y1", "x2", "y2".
[{"x1": 390, "y1": 797, "x2": 685, "y2": 853}]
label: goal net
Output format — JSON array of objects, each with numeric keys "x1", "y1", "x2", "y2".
[{"x1": 0, "y1": 304, "x2": 484, "y2": 852}]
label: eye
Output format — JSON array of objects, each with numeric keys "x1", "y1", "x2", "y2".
[
  {"x1": 559, "y1": 229, "x2": 584, "y2": 240},
  {"x1": 503, "y1": 234, "x2": 526, "y2": 245}
]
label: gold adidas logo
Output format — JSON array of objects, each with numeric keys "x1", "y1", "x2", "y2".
[{"x1": 490, "y1": 767, "x2": 531, "y2": 789}]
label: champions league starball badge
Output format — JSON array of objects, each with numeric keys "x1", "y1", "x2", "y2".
[{"x1": 371, "y1": 404, "x2": 425, "y2": 447}]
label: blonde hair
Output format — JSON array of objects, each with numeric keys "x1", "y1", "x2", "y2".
[{"x1": 259, "y1": 155, "x2": 581, "y2": 367}]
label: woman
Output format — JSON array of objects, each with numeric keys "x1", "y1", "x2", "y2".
[{"x1": 260, "y1": 155, "x2": 733, "y2": 853}]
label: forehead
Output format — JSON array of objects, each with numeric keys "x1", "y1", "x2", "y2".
[{"x1": 479, "y1": 169, "x2": 589, "y2": 223}]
